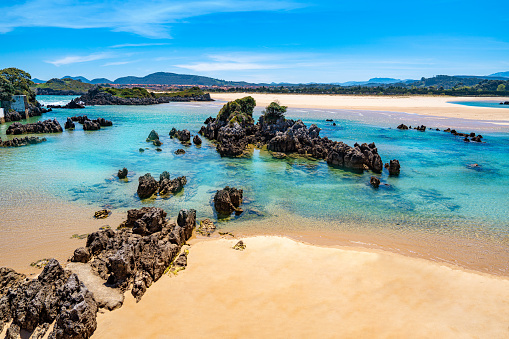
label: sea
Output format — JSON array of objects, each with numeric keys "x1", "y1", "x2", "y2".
[{"x1": 1, "y1": 95, "x2": 509, "y2": 273}]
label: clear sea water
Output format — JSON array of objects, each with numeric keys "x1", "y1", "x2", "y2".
[
  {"x1": 450, "y1": 100, "x2": 509, "y2": 109},
  {"x1": 1, "y1": 95, "x2": 508, "y2": 244}
]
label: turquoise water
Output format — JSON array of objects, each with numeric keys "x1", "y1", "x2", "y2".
[
  {"x1": 1, "y1": 95, "x2": 508, "y2": 242},
  {"x1": 450, "y1": 100, "x2": 509, "y2": 109}
]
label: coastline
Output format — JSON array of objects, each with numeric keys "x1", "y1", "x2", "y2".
[
  {"x1": 93, "y1": 236, "x2": 509, "y2": 338},
  {"x1": 210, "y1": 93, "x2": 509, "y2": 122}
]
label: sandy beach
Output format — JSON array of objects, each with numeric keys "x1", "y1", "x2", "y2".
[
  {"x1": 211, "y1": 93, "x2": 509, "y2": 122},
  {"x1": 94, "y1": 236, "x2": 509, "y2": 338}
]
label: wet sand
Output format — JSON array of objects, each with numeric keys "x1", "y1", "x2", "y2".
[
  {"x1": 94, "y1": 236, "x2": 509, "y2": 338},
  {"x1": 210, "y1": 93, "x2": 509, "y2": 122}
]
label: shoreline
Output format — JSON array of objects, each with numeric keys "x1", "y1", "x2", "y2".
[
  {"x1": 93, "y1": 235, "x2": 509, "y2": 338},
  {"x1": 210, "y1": 93, "x2": 509, "y2": 122}
]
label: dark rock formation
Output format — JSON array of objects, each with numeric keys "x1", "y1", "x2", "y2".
[
  {"x1": 414, "y1": 125, "x2": 426, "y2": 131},
  {"x1": 76, "y1": 207, "x2": 196, "y2": 300},
  {"x1": 146, "y1": 130, "x2": 159, "y2": 142},
  {"x1": 193, "y1": 135, "x2": 202, "y2": 145},
  {"x1": 83, "y1": 120, "x2": 100, "y2": 131},
  {"x1": 500, "y1": 101, "x2": 509, "y2": 105},
  {"x1": 64, "y1": 118, "x2": 75, "y2": 130},
  {"x1": 170, "y1": 129, "x2": 191, "y2": 143},
  {"x1": 94, "y1": 210, "x2": 111, "y2": 219},
  {"x1": 385, "y1": 159, "x2": 400, "y2": 176},
  {"x1": 370, "y1": 176, "x2": 380, "y2": 188},
  {"x1": 137, "y1": 174, "x2": 158, "y2": 199},
  {"x1": 0, "y1": 268, "x2": 25, "y2": 298},
  {"x1": 70, "y1": 115, "x2": 90, "y2": 124},
  {"x1": 214, "y1": 186, "x2": 243, "y2": 216},
  {"x1": 73, "y1": 86, "x2": 212, "y2": 106},
  {"x1": 197, "y1": 219, "x2": 215, "y2": 236},
  {"x1": 397, "y1": 124, "x2": 409, "y2": 130},
  {"x1": 118, "y1": 167, "x2": 128, "y2": 179},
  {"x1": 175, "y1": 149, "x2": 185, "y2": 155},
  {"x1": 137, "y1": 172, "x2": 187, "y2": 199},
  {"x1": 0, "y1": 259, "x2": 98, "y2": 338},
  {"x1": 233, "y1": 240, "x2": 246, "y2": 251},
  {"x1": 6, "y1": 119, "x2": 63, "y2": 135},
  {"x1": 0, "y1": 136, "x2": 47, "y2": 147},
  {"x1": 199, "y1": 98, "x2": 385, "y2": 173}
]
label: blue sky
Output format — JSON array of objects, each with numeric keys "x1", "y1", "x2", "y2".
[{"x1": 0, "y1": 0, "x2": 508, "y2": 83}]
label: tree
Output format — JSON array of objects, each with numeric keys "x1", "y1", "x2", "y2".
[
  {"x1": 261, "y1": 101, "x2": 287, "y2": 124},
  {"x1": 497, "y1": 84, "x2": 506, "y2": 92},
  {"x1": 0, "y1": 75, "x2": 15, "y2": 103},
  {"x1": 0, "y1": 67, "x2": 36, "y2": 103}
]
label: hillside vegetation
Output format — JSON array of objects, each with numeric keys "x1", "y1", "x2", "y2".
[
  {"x1": 101, "y1": 86, "x2": 206, "y2": 99},
  {"x1": 35, "y1": 78, "x2": 94, "y2": 92}
]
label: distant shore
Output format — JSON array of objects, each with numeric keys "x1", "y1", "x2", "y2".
[
  {"x1": 210, "y1": 93, "x2": 509, "y2": 122},
  {"x1": 94, "y1": 236, "x2": 509, "y2": 338}
]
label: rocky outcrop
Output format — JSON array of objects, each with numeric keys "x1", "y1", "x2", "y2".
[
  {"x1": 175, "y1": 149, "x2": 185, "y2": 155},
  {"x1": 0, "y1": 259, "x2": 98, "y2": 338},
  {"x1": 83, "y1": 120, "x2": 100, "y2": 131},
  {"x1": 0, "y1": 268, "x2": 25, "y2": 298},
  {"x1": 118, "y1": 168, "x2": 128, "y2": 179},
  {"x1": 137, "y1": 172, "x2": 187, "y2": 199},
  {"x1": 397, "y1": 124, "x2": 409, "y2": 130},
  {"x1": 0, "y1": 136, "x2": 47, "y2": 147},
  {"x1": 75, "y1": 207, "x2": 196, "y2": 300},
  {"x1": 193, "y1": 135, "x2": 202, "y2": 145},
  {"x1": 169, "y1": 128, "x2": 191, "y2": 143},
  {"x1": 2, "y1": 105, "x2": 51, "y2": 123},
  {"x1": 385, "y1": 159, "x2": 400, "y2": 176},
  {"x1": 214, "y1": 186, "x2": 243, "y2": 216},
  {"x1": 197, "y1": 219, "x2": 215, "y2": 236},
  {"x1": 94, "y1": 210, "x2": 111, "y2": 219},
  {"x1": 414, "y1": 125, "x2": 426, "y2": 131},
  {"x1": 199, "y1": 98, "x2": 385, "y2": 173},
  {"x1": 370, "y1": 176, "x2": 380, "y2": 188},
  {"x1": 73, "y1": 86, "x2": 212, "y2": 106},
  {"x1": 64, "y1": 118, "x2": 75, "y2": 129},
  {"x1": 6, "y1": 119, "x2": 63, "y2": 135}
]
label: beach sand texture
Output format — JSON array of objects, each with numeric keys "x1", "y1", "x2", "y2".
[
  {"x1": 94, "y1": 236, "x2": 509, "y2": 338},
  {"x1": 211, "y1": 93, "x2": 509, "y2": 122}
]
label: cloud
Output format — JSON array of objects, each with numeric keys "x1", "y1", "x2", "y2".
[
  {"x1": 46, "y1": 53, "x2": 113, "y2": 66},
  {"x1": 110, "y1": 43, "x2": 170, "y2": 48},
  {"x1": 0, "y1": 0, "x2": 305, "y2": 39},
  {"x1": 102, "y1": 61, "x2": 132, "y2": 66}
]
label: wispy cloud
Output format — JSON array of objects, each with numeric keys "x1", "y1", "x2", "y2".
[
  {"x1": 102, "y1": 61, "x2": 132, "y2": 66},
  {"x1": 0, "y1": 0, "x2": 305, "y2": 39},
  {"x1": 110, "y1": 43, "x2": 170, "y2": 48},
  {"x1": 46, "y1": 53, "x2": 113, "y2": 66}
]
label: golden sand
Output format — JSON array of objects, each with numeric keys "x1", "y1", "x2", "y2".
[
  {"x1": 211, "y1": 93, "x2": 509, "y2": 122},
  {"x1": 94, "y1": 236, "x2": 509, "y2": 338}
]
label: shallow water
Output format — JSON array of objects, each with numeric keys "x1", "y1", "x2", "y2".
[
  {"x1": 450, "y1": 100, "x2": 509, "y2": 109},
  {"x1": 1, "y1": 96, "x2": 508, "y2": 249}
]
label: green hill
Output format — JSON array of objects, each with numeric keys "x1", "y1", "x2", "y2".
[
  {"x1": 35, "y1": 78, "x2": 94, "y2": 94},
  {"x1": 113, "y1": 72, "x2": 253, "y2": 86}
]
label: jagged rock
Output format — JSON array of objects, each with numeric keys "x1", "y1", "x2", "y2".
[
  {"x1": 233, "y1": 240, "x2": 246, "y2": 251},
  {"x1": 6, "y1": 119, "x2": 63, "y2": 135},
  {"x1": 414, "y1": 125, "x2": 426, "y2": 131},
  {"x1": 71, "y1": 247, "x2": 91, "y2": 263},
  {"x1": 0, "y1": 136, "x2": 47, "y2": 148},
  {"x1": 137, "y1": 174, "x2": 158, "y2": 199},
  {"x1": 118, "y1": 167, "x2": 128, "y2": 179},
  {"x1": 146, "y1": 130, "x2": 159, "y2": 143},
  {"x1": 397, "y1": 124, "x2": 409, "y2": 130},
  {"x1": 94, "y1": 210, "x2": 110, "y2": 219},
  {"x1": 0, "y1": 268, "x2": 26, "y2": 298},
  {"x1": 153, "y1": 139, "x2": 162, "y2": 146},
  {"x1": 370, "y1": 176, "x2": 380, "y2": 188},
  {"x1": 197, "y1": 219, "x2": 216, "y2": 236},
  {"x1": 64, "y1": 118, "x2": 75, "y2": 130},
  {"x1": 70, "y1": 116, "x2": 90, "y2": 124},
  {"x1": 193, "y1": 135, "x2": 202, "y2": 145},
  {"x1": 159, "y1": 176, "x2": 187, "y2": 196},
  {"x1": 385, "y1": 159, "x2": 401, "y2": 176},
  {"x1": 214, "y1": 186, "x2": 243, "y2": 216},
  {"x1": 83, "y1": 120, "x2": 100, "y2": 131},
  {"x1": 120, "y1": 207, "x2": 168, "y2": 236},
  {"x1": 170, "y1": 129, "x2": 191, "y2": 143},
  {"x1": 174, "y1": 148, "x2": 185, "y2": 155}
]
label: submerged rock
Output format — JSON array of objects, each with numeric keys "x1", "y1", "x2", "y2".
[
  {"x1": 64, "y1": 118, "x2": 75, "y2": 130},
  {"x1": 197, "y1": 219, "x2": 216, "y2": 236},
  {"x1": 146, "y1": 130, "x2": 159, "y2": 143},
  {"x1": 118, "y1": 167, "x2": 128, "y2": 179},
  {"x1": 385, "y1": 159, "x2": 401, "y2": 176},
  {"x1": 137, "y1": 174, "x2": 158, "y2": 199},
  {"x1": 175, "y1": 148, "x2": 186, "y2": 155},
  {"x1": 0, "y1": 136, "x2": 47, "y2": 148},
  {"x1": 370, "y1": 176, "x2": 380, "y2": 188},
  {"x1": 6, "y1": 119, "x2": 63, "y2": 135},
  {"x1": 193, "y1": 135, "x2": 202, "y2": 145}
]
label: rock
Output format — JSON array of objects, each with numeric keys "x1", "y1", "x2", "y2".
[
  {"x1": 193, "y1": 135, "x2": 202, "y2": 145},
  {"x1": 94, "y1": 209, "x2": 111, "y2": 219},
  {"x1": 214, "y1": 186, "x2": 243, "y2": 216},
  {"x1": 139, "y1": 148, "x2": 144, "y2": 152},
  {"x1": 464, "y1": 137, "x2": 470, "y2": 142},
  {"x1": 385, "y1": 159, "x2": 400, "y2": 176},
  {"x1": 159, "y1": 176, "x2": 187, "y2": 196},
  {"x1": 0, "y1": 268, "x2": 26, "y2": 298},
  {"x1": 197, "y1": 219, "x2": 216, "y2": 236},
  {"x1": 153, "y1": 139, "x2": 162, "y2": 146},
  {"x1": 170, "y1": 129, "x2": 191, "y2": 143},
  {"x1": 326, "y1": 119, "x2": 333, "y2": 122},
  {"x1": 146, "y1": 130, "x2": 159, "y2": 143},
  {"x1": 370, "y1": 176, "x2": 380, "y2": 188},
  {"x1": 414, "y1": 125, "x2": 426, "y2": 131},
  {"x1": 83, "y1": 120, "x2": 101, "y2": 131},
  {"x1": 175, "y1": 148, "x2": 186, "y2": 155},
  {"x1": 6, "y1": 119, "x2": 63, "y2": 135},
  {"x1": 118, "y1": 167, "x2": 128, "y2": 179},
  {"x1": 233, "y1": 240, "x2": 246, "y2": 251},
  {"x1": 71, "y1": 247, "x2": 91, "y2": 263},
  {"x1": 120, "y1": 207, "x2": 168, "y2": 236},
  {"x1": 173, "y1": 252, "x2": 188, "y2": 269},
  {"x1": 64, "y1": 118, "x2": 75, "y2": 130},
  {"x1": 397, "y1": 124, "x2": 409, "y2": 130},
  {"x1": 0, "y1": 136, "x2": 47, "y2": 148},
  {"x1": 137, "y1": 174, "x2": 158, "y2": 199},
  {"x1": 272, "y1": 152, "x2": 287, "y2": 159},
  {"x1": 156, "y1": 148, "x2": 162, "y2": 152}
]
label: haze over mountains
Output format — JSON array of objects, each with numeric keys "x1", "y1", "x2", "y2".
[{"x1": 32, "y1": 71, "x2": 509, "y2": 87}]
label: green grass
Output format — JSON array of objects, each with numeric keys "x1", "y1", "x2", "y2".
[
  {"x1": 35, "y1": 78, "x2": 94, "y2": 92},
  {"x1": 101, "y1": 86, "x2": 206, "y2": 99}
]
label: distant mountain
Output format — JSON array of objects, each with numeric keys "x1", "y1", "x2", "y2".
[
  {"x1": 90, "y1": 78, "x2": 112, "y2": 84},
  {"x1": 333, "y1": 78, "x2": 403, "y2": 86},
  {"x1": 35, "y1": 78, "x2": 93, "y2": 94},
  {"x1": 489, "y1": 71, "x2": 509, "y2": 78},
  {"x1": 32, "y1": 78, "x2": 46, "y2": 84},
  {"x1": 62, "y1": 75, "x2": 91, "y2": 83},
  {"x1": 113, "y1": 72, "x2": 254, "y2": 87}
]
